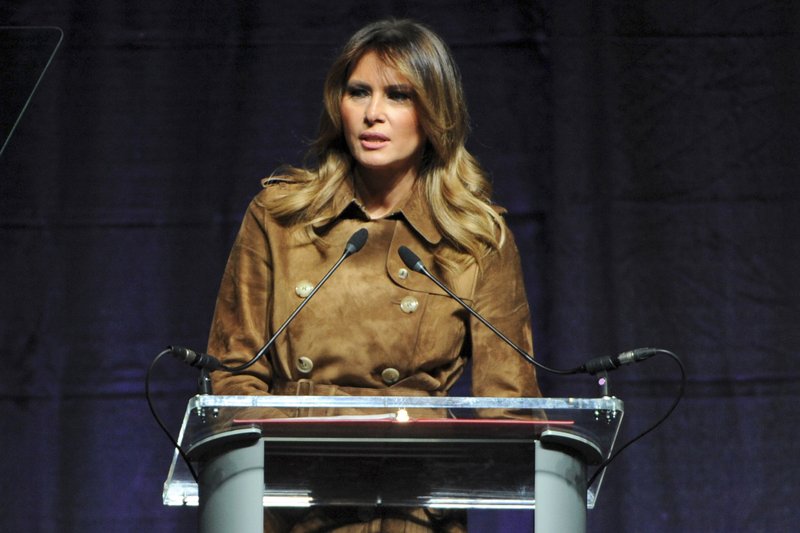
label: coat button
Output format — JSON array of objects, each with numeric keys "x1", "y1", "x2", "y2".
[
  {"x1": 381, "y1": 367, "x2": 400, "y2": 384},
  {"x1": 398, "y1": 268, "x2": 409, "y2": 280},
  {"x1": 399, "y1": 295, "x2": 419, "y2": 313},
  {"x1": 296, "y1": 356, "x2": 314, "y2": 374},
  {"x1": 295, "y1": 280, "x2": 314, "y2": 298}
]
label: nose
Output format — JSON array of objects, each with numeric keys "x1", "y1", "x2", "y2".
[{"x1": 364, "y1": 95, "x2": 386, "y2": 124}]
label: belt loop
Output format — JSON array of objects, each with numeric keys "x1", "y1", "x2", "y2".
[
  {"x1": 295, "y1": 378, "x2": 314, "y2": 396},
  {"x1": 296, "y1": 379, "x2": 313, "y2": 417}
]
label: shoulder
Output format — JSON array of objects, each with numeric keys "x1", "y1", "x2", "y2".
[{"x1": 250, "y1": 175, "x2": 305, "y2": 207}]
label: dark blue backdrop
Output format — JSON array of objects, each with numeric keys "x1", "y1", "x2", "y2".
[{"x1": 2, "y1": 1, "x2": 799, "y2": 532}]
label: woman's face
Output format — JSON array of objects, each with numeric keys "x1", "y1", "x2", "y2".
[{"x1": 340, "y1": 51, "x2": 426, "y2": 182}]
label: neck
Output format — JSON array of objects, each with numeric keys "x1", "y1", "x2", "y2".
[{"x1": 355, "y1": 166, "x2": 417, "y2": 219}]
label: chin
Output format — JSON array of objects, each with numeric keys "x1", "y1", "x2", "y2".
[{"x1": 357, "y1": 156, "x2": 394, "y2": 170}]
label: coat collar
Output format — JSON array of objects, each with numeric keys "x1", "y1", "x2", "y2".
[{"x1": 324, "y1": 176, "x2": 443, "y2": 245}]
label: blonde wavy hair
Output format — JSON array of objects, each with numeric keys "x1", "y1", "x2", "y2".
[{"x1": 265, "y1": 19, "x2": 505, "y2": 272}]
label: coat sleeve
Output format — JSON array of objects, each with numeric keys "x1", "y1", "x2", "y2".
[
  {"x1": 207, "y1": 194, "x2": 275, "y2": 396},
  {"x1": 469, "y1": 223, "x2": 543, "y2": 399}
]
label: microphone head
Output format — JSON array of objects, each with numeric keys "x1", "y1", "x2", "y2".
[
  {"x1": 344, "y1": 228, "x2": 369, "y2": 255},
  {"x1": 398, "y1": 246, "x2": 425, "y2": 273}
]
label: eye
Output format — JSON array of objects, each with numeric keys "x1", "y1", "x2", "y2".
[
  {"x1": 345, "y1": 84, "x2": 369, "y2": 98},
  {"x1": 388, "y1": 89, "x2": 412, "y2": 102}
]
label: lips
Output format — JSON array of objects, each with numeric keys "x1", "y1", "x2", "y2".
[
  {"x1": 359, "y1": 132, "x2": 389, "y2": 141},
  {"x1": 358, "y1": 131, "x2": 389, "y2": 149}
]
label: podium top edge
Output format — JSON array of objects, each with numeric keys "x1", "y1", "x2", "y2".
[{"x1": 189, "y1": 395, "x2": 623, "y2": 411}]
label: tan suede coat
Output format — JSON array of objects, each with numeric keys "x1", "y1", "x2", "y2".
[
  {"x1": 207, "y1": 176, "x2": 541, "y2": 532},
  {"x1": 209, "y1": 177, "x2": 540, "y2": 398}
]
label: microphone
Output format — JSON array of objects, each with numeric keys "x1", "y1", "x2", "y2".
[
  {"x1": 170, "y1": 228, "x2": 369, "y2": 373},
  {"x1": 398, "y1": 246, "x2": 425, "y2": 273},
  {"x1": 344, "y1": 227, "x2": 369, "y2": 255},
  {"x1": 397, "y1": 245, "x2": 579, "y2": 375}
]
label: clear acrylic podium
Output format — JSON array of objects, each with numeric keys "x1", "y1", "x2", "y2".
[{"x1": 163, "y1": 395, "x2": 624, "y2": 533}]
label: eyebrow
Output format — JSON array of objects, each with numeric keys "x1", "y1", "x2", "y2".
[{"x1": 346, "y1": 80, "x2": 414, "y2": 92}]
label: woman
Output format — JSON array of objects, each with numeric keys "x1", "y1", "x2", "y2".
[{"x1": 208, "y1": 18, "x2": 542, "y2": 532}]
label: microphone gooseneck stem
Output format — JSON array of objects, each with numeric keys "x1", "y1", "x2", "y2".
[
  {"x1": 226, "y1": 228, "x2": 368, "y2": 374},
  {"x1": 243, "y1": 250, "x2": 351, "y2": 370},
  {"x1": 397, "y1": 246, "x2": 581, "y2": 376},
  {"x1": 167, "y1": 229, "x2": 368, "y2": 374},
  {"x1": 422, "y1": 265, "x2": 539, "y2": 369}
]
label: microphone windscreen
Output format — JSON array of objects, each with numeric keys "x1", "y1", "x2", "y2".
[
  {"x1": 398, "y1": 246, "x2": 424, "y2": 272},
  {"x1": 345, "y1": 228, "x2": 369, "y2": 254}
]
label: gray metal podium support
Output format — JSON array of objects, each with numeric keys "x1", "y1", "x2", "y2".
[
  {"x1": 535, "y1": 440, "x2": 588, "y2": 533},
  {"x1": 194, "y1": 428, "x2": 264, "y2": 533}
]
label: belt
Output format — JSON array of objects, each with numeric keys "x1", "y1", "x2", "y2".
[
  {"x1": 271, "y1": 379, "x2": 447, "y2": 418},
  {"x1": 273, "y1": 378, "x2": 435, "y2": 397}
]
